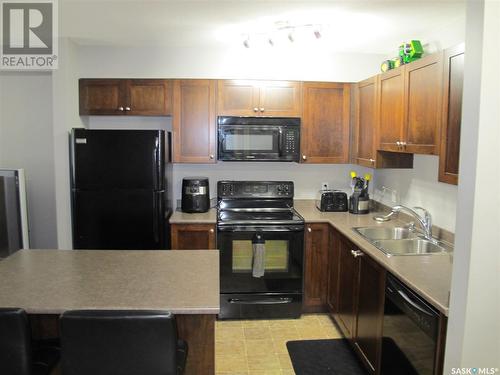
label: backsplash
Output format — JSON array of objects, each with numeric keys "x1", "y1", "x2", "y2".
[
  {"x1": 374, "y1": 155, "x2": 457, "y2": 232},
  {"x1": 172, "y1": 162, "x2": 374, "y2": 208}
]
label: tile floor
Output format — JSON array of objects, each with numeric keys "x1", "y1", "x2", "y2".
[{"x1": 215, "y1": 314, "x2": 342, "y2": 375}]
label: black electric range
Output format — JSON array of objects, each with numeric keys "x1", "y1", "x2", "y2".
[{"x1": 217, "y1": 181, "x2": 304, "y2": 319}]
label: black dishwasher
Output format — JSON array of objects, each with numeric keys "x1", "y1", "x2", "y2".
[{"x1": 381, "y1": 274, "x2": 439, "y2": 375}]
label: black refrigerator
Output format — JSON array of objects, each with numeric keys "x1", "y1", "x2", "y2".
[{"x1": 70, "y1": 128, "x2": 172, "y2": 250}]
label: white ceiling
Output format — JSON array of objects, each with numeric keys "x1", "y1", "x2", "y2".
[{"x1": 60, "y1": 0, "x2": 466, "y2": 54}]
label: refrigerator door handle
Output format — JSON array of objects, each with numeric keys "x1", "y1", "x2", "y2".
[
  {"x1": 152, "y1": 149, "x2": 158, "y2": 191},
  {"x1": 152, "y1": 192, "x2": 159, "y2": 244},
  {"x1": 155, "y1": 132, "x2": 165, "y2": 191}
]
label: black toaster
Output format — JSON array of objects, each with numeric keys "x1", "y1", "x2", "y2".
[{"x1": 315, "y1": 190, "x2": 348, "y2": 212}]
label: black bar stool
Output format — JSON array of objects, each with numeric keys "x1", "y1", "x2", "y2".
[
  {"x1": 0, "y1": 308, "x2": 60, "y2": 375},
  {"x1": 60, "y1": 310, "x2": 187, "y2": 375}
]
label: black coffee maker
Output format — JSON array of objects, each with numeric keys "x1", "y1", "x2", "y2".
[
  {"x1": 181, "y1": 177, "x2": 210, "y2": 213},
  {"x1": 349, "y1": 172, "x2": 370, "y2": 215}
]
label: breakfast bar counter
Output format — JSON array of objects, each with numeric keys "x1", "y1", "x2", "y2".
[{"x1": 0, "y1": 249, "x2": 220, "y2": 374}]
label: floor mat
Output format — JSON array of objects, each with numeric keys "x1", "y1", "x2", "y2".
[{"x1": 286, "y1": 339, "x2": 368, "y2": 375}]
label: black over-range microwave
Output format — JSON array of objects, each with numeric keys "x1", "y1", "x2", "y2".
[{"x1": 217, "y1": 116, "x2": 300, "y2": 162}]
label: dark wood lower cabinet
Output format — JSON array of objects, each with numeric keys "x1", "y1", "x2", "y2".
[
  {"x1": 176, "y1": 314, "x2": 215, "y2": 375},
  {"x1": 354, "y1": 252, "x2": 386, "y2": 373},
  {"x1": 330, "y1": 231, "x2": 385, "y2": 373},
  {"x1": 335, "y1": 234, "x2": 359, "y2": 339},
  {"x1": 303, "y1": 224, "x2": 330, "y2": 312},
  {"x1": 435, "y1": 314, "x2": 448, "y2": 375},
  {"x1": 326, "y1": 227, "x2": 340, "y2": 314},
  {"x1": 170, "y1": 224, "x2": 216, "y2": 250}
]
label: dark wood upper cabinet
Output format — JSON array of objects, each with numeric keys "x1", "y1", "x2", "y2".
[
  {"x1": 303, "y1": 223, "x2": 330, "y2": 312},
  {"x1": 353, "y1": 77, "x2": 377, "y2": 167},
  {"x1": 335, "y1": 235, "x2": 359, "y2": 339},
  {"x1": 126, "y1": 80, "x2": 172, "y2": 116},
  {"x1": 79, "y1": 79, "x2": 172, "y2": 116},
  {"x1": 171, "y1": 224, "x2": 216, "y2": 250},
  {"x1": 259, "y1": 81, "x2": 302, "y2": 117},
  {"x1": 79, "y1": 79, "x2": 126, "y2": 115},
  {"x1": 404, "y1": 53, "x2": 443, "y2": 154},
  {"x1": 172, "y1": 80, "x2": 216, "y2": 163},
  {"x1": 352, "y1": 76, "x2": 413, "y2": 169},
  {"x1": 376, "y1": 52, "x2": 443, "y2": 155},
  {"x1": 439, "y1": 44, "x2": 465, "y2": 185},
  {"x1": 217, "y1": 80, "x2": 302, "y2": 117},
  {"x1": 301, "y1": 82, "x2": 350, "y2": 163},
  {"x1": 378, "y1": 69, "x2": 405, "y2": 152},
  {"x1": 354, "y1": 252, "x2": 386, "y2": 374},
  {"x1": 217, "y1": 80, "x2": 259, "y2": 117}
]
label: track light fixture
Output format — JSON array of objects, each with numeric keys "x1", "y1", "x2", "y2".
[{"x1": 241, "y1": 23, "x2": 323, "y2": 48}]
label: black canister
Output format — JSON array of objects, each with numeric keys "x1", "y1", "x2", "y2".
[
  {"x1": 349, "y1": 192, "x2": 370, "y2": 214},
  {"x1": 181, "y1": 177, "x2": 210, "y2": 213}
]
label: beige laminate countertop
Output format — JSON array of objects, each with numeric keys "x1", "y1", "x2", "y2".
[
  {"x1": 0, "y1": 249, "x2": 220, "y2": 315},
  {"x1": 294, "y1": 200, "x2": 452, "y2": 316},
  {"x1": 170, "y1": 208, "x2": 217, "y2": 224}
]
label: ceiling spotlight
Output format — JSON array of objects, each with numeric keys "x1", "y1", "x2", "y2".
[
  {"x1": 313, "y1": 27, "x2": 322, "y2": 39},
  {"x1": 243, "y1": 36, "x2": 250, "y2": 48}
]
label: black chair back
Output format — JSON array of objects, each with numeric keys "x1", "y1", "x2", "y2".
[
  {"x1": 60, "y1": 310, "x2": 182, "y2": 375},
  {"x1": 0, "y1": 308, "x2": 32, "y2": 375}
]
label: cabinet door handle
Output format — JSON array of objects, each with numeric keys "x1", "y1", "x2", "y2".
[
  {"x1": 302, "y1": 155, "x2": 307, "y2": 161},
  {"x1": 396, "y1": 141, "x2": 401, "y2": 146},
  {"x1": 118, "y1": 106, "x2": 124, "y2": 111},
  {"x1": 307, "y1": 227, "x2": 312, "y2": 233},
  {"x1": 351, "y1": 250, "x2": 364, "y2": 258},
  {"x1": 253, "y1": 107, "x2": 259, "y2": 112},
  {"x1": 209, "y1": 154, "x2": 214, "y2": 159},
  {"x1": 260, "y1": 108, "x2": 265, "y2": 112},
  {"x1": 369, "y1": 158, "x2": 375, "y2": 164},
  {"x1": 125, "y1": 106, "x2": 131, "y2": 111},
  {"x1": 209, "y1": 228, "x2": 214, "y2": 233}
]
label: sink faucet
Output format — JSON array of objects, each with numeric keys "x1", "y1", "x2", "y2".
[{"x1": 391, "y1": 205, "x2": 434, "y2": 241}]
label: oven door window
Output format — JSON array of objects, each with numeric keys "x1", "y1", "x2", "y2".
[
  {"x1": 232, "y1": 240, "x2": 289, "y2": 273},
  {"x1": 218, "y1": 229, "x2": 304, "y2": 294}
]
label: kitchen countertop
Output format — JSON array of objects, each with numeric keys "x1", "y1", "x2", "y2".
[
  {"x1": 170, "y1": 208, "x2": 217, "y2": 224},
  {"x1": 0, "y1": 249, "x2": 220, "y2": 315},
  {"x1": 167, "y1": 200, "x2": 452, "y2": 315},
  {"x1": 294, "y1": 200, "x2": 452, "y2": 316}
]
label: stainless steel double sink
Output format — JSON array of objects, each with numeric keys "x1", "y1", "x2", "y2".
[{"x1": 354, "y1": 226, "x2": 451, "y2": 257}]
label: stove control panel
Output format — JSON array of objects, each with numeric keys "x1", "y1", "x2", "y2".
[{"x1": 218, "y1": 181, "x2": 294, "y2": 198}]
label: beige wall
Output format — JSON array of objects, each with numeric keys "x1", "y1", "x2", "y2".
[
  {"x1": 444, "y1": 0, "x2": 500, "y2": 370},
  {"x1": 52, "y1": 38, "x2": 83, "y2": 249},
  {"x1": 0, "y1": 72, "x2": 58, "y2": 248}
]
